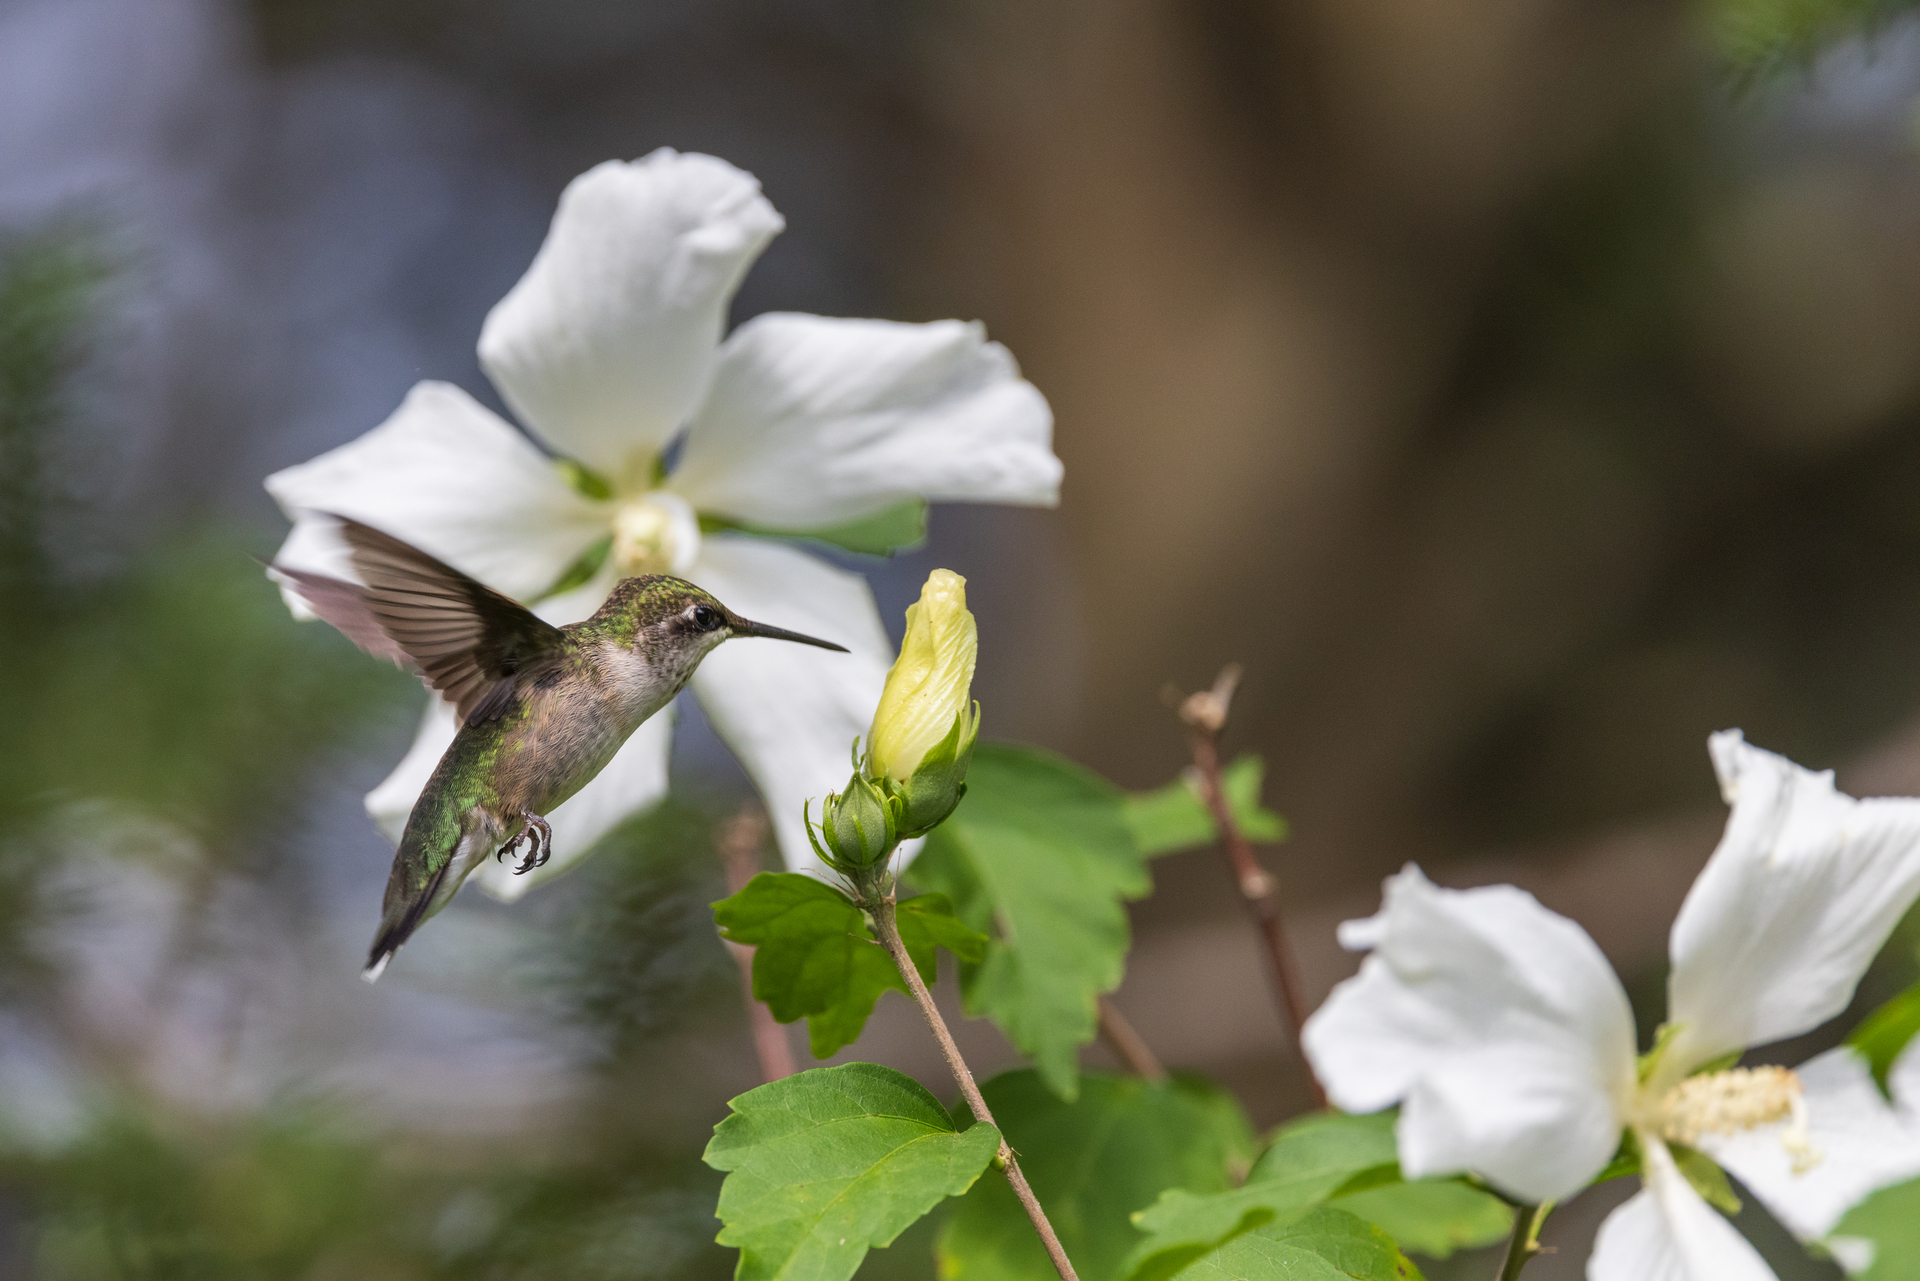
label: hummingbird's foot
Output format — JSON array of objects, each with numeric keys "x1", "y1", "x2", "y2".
[
  {"x1": 497, "y1": 829, "x2": 525, "y2": 864},
  {"x1": 513, "y1": 811, "x2": 553, "y2": 875}
]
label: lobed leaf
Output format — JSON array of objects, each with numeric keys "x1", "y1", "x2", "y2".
[
  {"x1": 704, "y1": 1062, "x2": 1002, "y2": 1281},
  {"x1": 713, "y1": 874, "x2": 985, "y2": 1057},
  {"x1": 1123, "y1": 755, "x2": 1286, "y2": 856},
  {"x1": 1329, "y1": 1182, "x2": 1511, "y2": 1261},
  {"x1": 1152, "y1": 1207, "x2": 1422, "y2": 1281},
  {"x1": 936, "y1": 1070, "x2": 1255, "y2": 1281},
  {"x1": 907, "y1": 744, "x2": 1151, "y2": 1099},
  {"x1": 1125, "y1": 1112, "x2": 1506, "y2": 1278}
]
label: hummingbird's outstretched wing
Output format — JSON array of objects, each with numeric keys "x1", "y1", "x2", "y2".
[{"x1": 273, "y1": 515, "x2": 567, "y2": 725}]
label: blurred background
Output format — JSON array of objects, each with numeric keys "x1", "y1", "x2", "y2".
[{"x1": 5, "y1": 0, "x2": 1920, "y2": 1275}]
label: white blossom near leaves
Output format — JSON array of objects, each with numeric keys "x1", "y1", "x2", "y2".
[
  {"x1": 264, "y1": 149, "x2": 1060, "y2": 894},
  {"x1": 1302, "y1": 731, "x2": 1920, "y2": 1279}
]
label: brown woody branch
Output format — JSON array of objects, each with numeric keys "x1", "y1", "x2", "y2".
[{"x1": 1175, "y1": 664, "x2": 1326, "y2": 1109}]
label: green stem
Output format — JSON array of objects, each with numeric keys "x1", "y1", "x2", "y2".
[
  {"x1": 1495, "y1": 1202, "x2": 1550, "y2": 1281},
  {"x1": 868, "y1": 892, "x2": 1081, "y2": 1281}
]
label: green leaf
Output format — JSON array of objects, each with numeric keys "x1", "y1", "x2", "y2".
[
  {"x1": 713, "y1": 874, "x2": 986, "y2": 1057},
  {"x1": 936, "y1": 1070, "x2": 1254, "y2": 1281},
  {"x1": 1125, "y1": 1112, "x2": 1398, "y2": 1281},
  {"x1": 702, "y1": 500, "x2": 930, "y2": 557},
  {"x1": 1126, "y1": 1112, "x2": 1500, "y2": 1274},
  {"x1": 906, "y1": 744, "x2": 1152, "y2": 1099},
  {"x1": 1848, "y1": 976, "x2": 1920, "y2": 1098},
  {"x1": 1669, "y1": 1144, "x2": 1741, "y2": 1217},
  {"x1": 1122, "y1": 756, "x2": 1287, "y2": 856},
  {"x1": 705, "y1": 1063, "x2": 1003, "y2": 1281},
  {"x1": 1837, "y1": 1173, "x2": 1920, "y2": 1280},
  {"x1": 1155, "y1": 1207, "x2": 1422, "y2": 1281},
  {"x1": 1329, "y1": 1183, "x2": 1510, "y2": 1261}
]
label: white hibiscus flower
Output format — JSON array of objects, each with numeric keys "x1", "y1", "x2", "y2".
[
  {"x1": 1302, "y1": 730, "x2": 1920, "y2": 1279},
  {"x1": 265, "y1": 149, "x2": 1059, "y2": 898}
]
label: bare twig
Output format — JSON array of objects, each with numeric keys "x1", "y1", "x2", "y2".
[
  {"x1": 1175, "y1": 664, "x2": 1327, "y2": 1108},
  {"x1": 717, "y1": 804, "x2": 796, "y2": 1083},
  {"x1": 869, "y1": 894, "x2": 1081, "y2": 1281},
  {"x1": 1097, "y1": 996, "x2": 1167, "y2": 1084}
]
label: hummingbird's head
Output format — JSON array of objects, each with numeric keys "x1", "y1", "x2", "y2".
[{"x1": 588, "y1": 576, "x2": 848, "y2": 683}]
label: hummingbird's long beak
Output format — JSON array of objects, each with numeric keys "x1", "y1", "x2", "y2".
[{"x1": 730, "y1": 617, "x2": 849, "y2": 652}]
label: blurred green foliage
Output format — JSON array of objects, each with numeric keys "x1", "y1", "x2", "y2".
[
  {"x1": 0, "y1": 229, "x2": 748, "y2": 1281},
  {"x1": 1713, "y1": 0, "x2": 1920, "y2": 77}
]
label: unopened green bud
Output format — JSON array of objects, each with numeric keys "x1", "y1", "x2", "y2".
[{"x1": 812, "y1": 773, "x2": 898, "y2": 872}]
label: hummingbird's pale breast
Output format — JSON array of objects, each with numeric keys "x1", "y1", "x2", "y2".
[{"x1": 491, "y1": 634, "x2": 717, "y2": 818}]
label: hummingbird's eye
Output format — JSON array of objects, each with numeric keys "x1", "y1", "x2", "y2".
[{"x1": 690, "y1": 604, "x2": 722, "y2": 631}]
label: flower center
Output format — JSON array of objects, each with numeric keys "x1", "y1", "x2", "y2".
[
  {"x1": 1656, "y1": 1066, "x2": 1818, "y2": 1172},
  {"x1": 610, "y1": 490, "x2": 700, "y2": 578}
]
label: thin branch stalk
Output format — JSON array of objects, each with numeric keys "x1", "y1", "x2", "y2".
[
  {"x1": 718, "y1": 806, "x2": 796, "y2": 1083},
  {"x1": 869, "y1": 894, "x2": 1082, "y2": 1281},
  {"x1": 1097, "y1": 996, "x2": 1167, "y2": 1084},
  {"x1": 1495, "y1": 1202, "x2": 1548, "y2": 1281},
  {"x1": 1178, "y1": 665, "x2": 1326, "y2": 1109}
]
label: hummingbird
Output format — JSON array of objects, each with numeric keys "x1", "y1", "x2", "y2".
[{"x1": 271, "y1": 515, "x2": 848, "y2": 981}]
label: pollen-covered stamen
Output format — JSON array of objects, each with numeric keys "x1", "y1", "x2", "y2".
[
  {"x1": 610, "y1": 490, "x2": 700, "y2": 577},
  {"x1": 1658, "y1": 1066, "x2": 1821, "y2": 1171}
]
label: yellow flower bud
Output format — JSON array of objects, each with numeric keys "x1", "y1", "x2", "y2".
[{"x1": 867, "y1": 569, "x2": 977, "y2": 783}]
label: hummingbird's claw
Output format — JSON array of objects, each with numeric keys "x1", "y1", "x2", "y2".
[{"x1": 513, "y1": 811, "x2": 553, "y2": 875}]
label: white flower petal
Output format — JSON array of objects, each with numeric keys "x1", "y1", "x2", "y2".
[
  {"x1": 471, "y1": 706, "x2": 675, "y2": 902},
  {"x1": 1301, "y1": 865, "x2": 1636, "y2": 1202},
  {"x1": 1700, "y1": 1046, "x2": 1920, "y2": 1242},
  {"x1": 478, "y1": 151, "x2": 783, "y2": 478},
  {"x1": 1667, "y1": 731, "x2": 1920, "y2": 1072},
  {"x1": 669, "y1": 313, "x2": 1060, "y2": 529},
  {"x1": 685, "y1": 536, "x2": 893, "y2": 875},
  {"x1": 1588, "y1": 1137, "x2": 1777, "y2": 1281},
  {"x1": 265, "y1": 380, "x2": 607, "y2": 606}
]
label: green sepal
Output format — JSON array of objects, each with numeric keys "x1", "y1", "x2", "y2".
[
  {"x1": 1590, "y1": 1129, "x2": 1642, "y2": 1184},
  {"x1": 536, "y1": 533, "x2": 612, "y2": 601},
  {"x1": 890, "y1": 702, "x2": 980, "y2": 837},
  {"x1": 700, "y1": 499, "x2": 930, "y2": 557},
  {"x1": 555, "y1": 457, "x2": 615, "y2": 501},
  {"x1": 1847, "y1": 973, "x2": 1920, "y2": 1099},
  {"x1": 1637, "y1": 1023, "x2": 1685, "y2": 1085},
  {"x1": 1670, "y1": 1143, "x2": 1742, "y2": 1216},
  {"x1": 818, "y1": 773, "x2": 899, "y2": 872}
]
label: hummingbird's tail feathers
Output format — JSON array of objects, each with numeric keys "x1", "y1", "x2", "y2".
[{"x1": 363, "y1": 859, "x2": 453, "y2": 983}]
